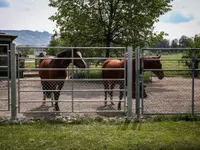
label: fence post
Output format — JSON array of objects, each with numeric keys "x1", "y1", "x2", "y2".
[
  {"x1": 192, "y1": 51, "x2": 195, "y2": 115},
  {"x1": 127, "y1": 46, "x2": 133, "y2": 120},
  {"x1": 11, "y1": 43, "x2": 17, "y2": 120},
  {"x1": 135, "y1": 47, "x2": 140, "y2": 119}
]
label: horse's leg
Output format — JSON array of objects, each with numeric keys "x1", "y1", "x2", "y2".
[
  {"x1": 103, "y1": 81, "x2": 109, "y2": 107},
  {"x1": 110, "y1": 82, "x2": 115, "y2": 105},
  {"x1": 49, "y1": 81, "x2": 56, "y2": 107},
  {"x1": 41, "y1": 81, "x2": 46, "y2": 105},
  {"x1": 142, "y1": 83, "x2": 147, "y2": 98},
  {"x1": 51, "y1": 91, "x2": 54, "y2": 106},
  {"x1": 118, "y1": 83, "x2": 124, "y2": 110},
  {"x1": 54, "y1": 81, "x2": 64, "y2": 111}
]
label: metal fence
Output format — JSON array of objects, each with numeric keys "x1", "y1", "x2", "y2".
[
  {"x1": 135, "y1": 48, "x2": 200, "y2": 118},
  {"x1": 14, "y1": 45, "x2": 133, "y2": 119},
  {"x1": 1, "y1": 44, "x2": 200, "y2": 120}
]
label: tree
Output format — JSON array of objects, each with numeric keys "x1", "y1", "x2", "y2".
[
  {"x1": 182, "y1": 35, "x2": 200, "y2": 77},
  {"x1": 171, "y1": 39, "x2": 178, "y2": 48},
  {"x1": 179, "y1": 35, "x2": 192, "y2": 48},
  {"x1": 155, "y1": 39, "x2": 170, "y2": 48},
  {"x1": 147, "y1": 31, "x2": 167, "y2": 48},
  {"x1": 49, "y1": 0, "x2": 173, "y2": 57}
]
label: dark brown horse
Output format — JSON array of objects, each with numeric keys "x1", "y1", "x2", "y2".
[
  {"x1": 102, "y1": 56, "x2": 164, "y2": 110},
  {"x1": 39, "y1": 49, "x2": 87, "y2": 111}
]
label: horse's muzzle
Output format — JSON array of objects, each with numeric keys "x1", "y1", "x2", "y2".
[
  {"x1": 159, "y1": 75, "x2": 164, "y2": 80},
  {"x1": 81, "y1": 65, "x2": 87, "y2": 68}
]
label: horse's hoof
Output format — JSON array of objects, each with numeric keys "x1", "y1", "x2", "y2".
[
  {"x1": 54, "y1": 111, "x2": 61, "y2": 116},
  {"x1": 54, "y1": 107, "x2": 60, "y2": 112},
  {"x1": 117, "y1": 105, "x2": 121, "y2": 110}
]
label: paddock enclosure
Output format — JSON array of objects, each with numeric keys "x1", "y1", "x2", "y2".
[{"x1": 0, "y1": 44, "x2": 200, "y2": 119}]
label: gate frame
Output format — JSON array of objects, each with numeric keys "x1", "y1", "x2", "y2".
[
  {"x1": 135, "y1": 47, "x2": 200, "y2": 118},
  {"x1": 9, "y1": 45, "x2": 133, "y2": 120}
]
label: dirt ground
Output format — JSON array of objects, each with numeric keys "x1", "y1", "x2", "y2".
[{"x1": 0, "y1": 77, "x2": 200, "y2": 119}]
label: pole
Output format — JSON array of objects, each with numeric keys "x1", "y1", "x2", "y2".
[
  {"x1": 11, "y1": 43, "x2": 17, "y2": 120},
  {"x1": 127, "y1": 46, "x2": 133, "y2": 120},
  {"x1": 135, "y1": 47, "x2": 140, "y2": 119}
]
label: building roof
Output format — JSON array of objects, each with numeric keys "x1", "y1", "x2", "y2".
[{"x1": 0, "y1": 32, "x2": 17, "y2": 41}]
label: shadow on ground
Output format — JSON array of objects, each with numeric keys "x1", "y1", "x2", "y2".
[{"x1": 96, "y1": 104, "x2": 126, "y2": 117}]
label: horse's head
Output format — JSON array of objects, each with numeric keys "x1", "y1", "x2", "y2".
[
  {"x1": 56, "y1": 49, "x2": 87, "y2": 68},
  {"x1": 144, "y1": 55, "x2": 164, "y2": 80},
  {"x1": 151, "y1": 55, "x2": 164, "y2": 80},
  {"x1": 73, "y1": 49, "x2": 87, "y2": 68}
]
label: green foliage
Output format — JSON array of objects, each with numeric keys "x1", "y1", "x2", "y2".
[
  {"x1": 181, "y1": 35, "x2": 200, "y2": 77},
  {"x1": 146, "y1": 31, "x2": 168, "y2": 48},
  {"x1": 171, "y1": 39, "x2": 178, "y2": 48},
  {"x1": 73, "y1": 70, "x2": 102, "y2": 79},
  {"x1": 47, "y1": 37, "x2": 65, "y2": 55},
  {"x1": 49, "y1": 0, "x2": 173, "y2": 56}
]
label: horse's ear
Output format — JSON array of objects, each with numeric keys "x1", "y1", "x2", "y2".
[{"x1": 157, "y1": 55, "x2": 161, "y2": 58}]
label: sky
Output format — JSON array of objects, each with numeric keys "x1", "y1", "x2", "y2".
[{"x1": 0, "y1": 0, "x2": 199, "y2": 41}]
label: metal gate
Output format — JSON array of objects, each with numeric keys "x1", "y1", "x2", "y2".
[
  {"x1": 135, "y1": 48, "x2": 200, "y2": 117},
  {"x1": 16, "y1": 46, "x2": 133, "y2": 119},
  {"x1": 0, "y1": 44, "x2": 10, "y2": 111}
]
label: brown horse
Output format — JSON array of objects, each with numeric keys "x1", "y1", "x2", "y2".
[
  {"x1": 102, "y1": 56, "x2": 164, "y2": 110},
  {"x1": 39, "y1": 49, "x2": 87, "y2": 111}
]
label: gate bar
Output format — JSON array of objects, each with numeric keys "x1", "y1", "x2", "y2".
[
  {"x1": 192, "y1": 51, "x2": 195, "y2": 115},
  {"x1": 7, "y1": 45, "x2": 10, "y2": 111},
  {"x1": 127, "y1": 46, "x2": 133, "y2": 120},
  {"x1": 11, "y1": 43, "x2": 17, "y2": 120},
  {"x1": 135, "y1": 47, "x2": 140, "y2": 119}
]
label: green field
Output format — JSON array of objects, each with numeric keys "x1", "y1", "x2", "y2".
[
  {"x1": 1, "y1": 116, "x2": 200, "y2": 150},
  {"x1": 23, "y1": 53, "x2": 193, "y2": 79}
]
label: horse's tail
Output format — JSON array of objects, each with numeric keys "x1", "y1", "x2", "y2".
[{"x1": 101, "y1": 60, "x2": 110, "y2": 79}]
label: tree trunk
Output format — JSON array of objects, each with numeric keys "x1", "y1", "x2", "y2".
[{"x1": 105, "y1": 38, "x2": 111, "y2": 57}]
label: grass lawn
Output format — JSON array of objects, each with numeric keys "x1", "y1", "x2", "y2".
[{"x1": 1, "y1": 117, "x2": 200, "y2": 150}]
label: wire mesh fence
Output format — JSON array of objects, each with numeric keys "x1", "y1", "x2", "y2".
[{"x1": 140, "y1": 48, "x2": 200, "y2": 115}]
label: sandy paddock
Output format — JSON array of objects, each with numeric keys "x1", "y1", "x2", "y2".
[{"x1": 0, "y1": 77, "x2": 200, "y2": 118}]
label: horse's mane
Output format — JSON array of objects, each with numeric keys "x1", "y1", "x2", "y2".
[
  {"x1": 56, "y1": 49, "x2": 78, "y2": 57},
  {"x1": 141, "y1": 55, "x2": 161, "y2": 59},
  {"x1": 38, "y1": 52, "x2": 45, "y2": 64}
]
